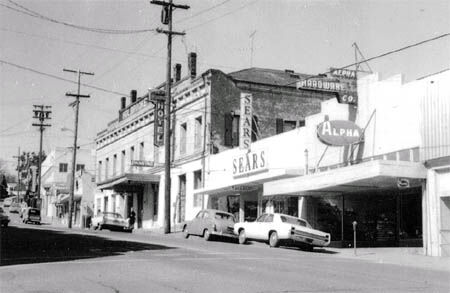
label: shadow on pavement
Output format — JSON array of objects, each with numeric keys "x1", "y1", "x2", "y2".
[{"x1": 1, "y1": 226, "x2": 176, "y2": 266}]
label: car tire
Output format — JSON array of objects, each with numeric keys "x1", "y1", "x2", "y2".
[
  {"x1": 238, "y1": 229, "x2": 247, "y2": 244},
  {"x1": 204, "y1": 229, "x2": 211, "y2": 241},
  {"x1": 269, "y1": 231, "x2": 279, "y2": 248},
  {"x1": 183, "y1": 226, "x2": 189, "y2": 239}
]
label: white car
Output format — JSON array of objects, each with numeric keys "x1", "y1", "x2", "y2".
[{"x1": 234, "y1": 213, "x2": 331, "y2": 250}]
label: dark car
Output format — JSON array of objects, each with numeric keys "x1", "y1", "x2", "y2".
[
  {"x1": 183, "y1": 209, "x2": 236, "y2": 241},
  {"x1": 22, "y1": 207, "x2": 41, "y2": 225}
]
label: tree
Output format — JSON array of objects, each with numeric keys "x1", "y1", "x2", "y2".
[{"x1": 0, "y1": 174, "x2": 8, "y2": 199}]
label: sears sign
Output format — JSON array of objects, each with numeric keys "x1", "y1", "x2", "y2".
[{"x1": 317, "y1": 120, "x2": 362, "y2": 146}]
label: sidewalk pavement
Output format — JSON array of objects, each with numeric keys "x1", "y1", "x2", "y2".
[{"x1": 39, "y1": 220, "x2": 450, "y2": 273}]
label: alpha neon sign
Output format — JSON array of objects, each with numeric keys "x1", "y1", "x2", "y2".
[{"x1": 317, "y1": 120, "x2": 362, "y2": 146}]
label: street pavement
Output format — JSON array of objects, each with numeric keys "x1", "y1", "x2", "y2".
[{"x1": 1, "y1": 211, "x2": 450, "y2": 293}]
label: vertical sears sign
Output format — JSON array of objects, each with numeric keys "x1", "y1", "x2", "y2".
[
  {"x1": 239, "y1": 93, "x2": 253, "y2": 150},
  {"x1": 151, "y1": 90, "x2": 166, "y2": 147}
]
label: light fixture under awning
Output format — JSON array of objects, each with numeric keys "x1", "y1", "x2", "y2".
[{"x1": 264, "y1": 160, "x2": 426, "y2": 196}]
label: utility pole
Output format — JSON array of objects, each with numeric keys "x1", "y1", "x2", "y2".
[
  {"x1": 13, "y1": 147, "x2": 21, "y2": 202},
  {"x1": 151, "y1": 0, "x2": 189, "y2": 234},
  {"x1": 32, "y1": 105, "x2": 52, "y2": 207},
  {"x1": 63, "y1": 68, "x2": 94, "y2": 229}
]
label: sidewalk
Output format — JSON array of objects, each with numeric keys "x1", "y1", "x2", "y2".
[
  {"x1": 327, "y1": 246, "x2": 450, "y2": 272},
  {"x1": 39, "y1": 220, "x2": 450, "y2": 273}
]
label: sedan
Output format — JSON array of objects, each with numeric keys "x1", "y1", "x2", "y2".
[
  {"x1": 91, "y1": 212, "x2": 132, "y2": 232},
  {"x1": 183, "y1": 209, "x2": 236, "y2": 241},
  {"x1": 234, "y1": 213, "x2": 331, "y2": 250}
]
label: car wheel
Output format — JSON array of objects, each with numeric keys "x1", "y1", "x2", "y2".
[
  {"x1": 238, "y1": 229, "x2": 247, "y2": 244},
  {"x1": 204, "y1": 229, "x2": 211, "y2": 241},
  {"x1": 183, "y1": 226, "x2": 189, "y2": 239},
  {"x1": 269, "y1": 231, "x2": 279, "y2": 248}
]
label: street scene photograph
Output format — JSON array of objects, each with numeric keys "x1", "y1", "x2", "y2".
[{"x1": 0, "y1": 0, "x2": 449, "y2": 292}]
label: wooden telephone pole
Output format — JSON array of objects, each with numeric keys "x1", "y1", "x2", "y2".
[
  {"x1": 32, "y1": 105, "x2": 52, "y2": 205},
  {"x1": 150, "y1": 0, "x2": 189, "y2": 234},
  {"x1": 63, "y1": 68, "x2": 94, "y2": 229}
]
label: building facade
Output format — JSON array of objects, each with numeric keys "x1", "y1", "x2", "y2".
[
  {"x1": 40, "y1": 147, "x2": 95, "y2": 226},
  {"x1": 94, "y1": 54, "x2": 334, "y2": 231},
  {"x1": 197, "y1": 69, "x2": 449, "y2": 255}
]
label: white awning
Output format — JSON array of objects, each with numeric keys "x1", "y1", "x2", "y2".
[
  {"x1": 194, "y1": 168, "x2": 302, "y2": 196},
  {"x1": 264, "y1": 160, "x2": 426, "y2": 196}
]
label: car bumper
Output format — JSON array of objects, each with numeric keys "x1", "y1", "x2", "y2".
[
  {"x1": 211, "y1": 230, "x2": 237, "y2": 238},
  {"x1": 289, "y1": 231, "x2": 330, "y2": 247}
]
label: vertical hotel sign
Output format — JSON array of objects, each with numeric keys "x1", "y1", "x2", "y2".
[
  {"x1": 151, "y1": 90, "x2": 166, "y2": 147},
  {"x1": 240, "y1": 93, "x2": 253, "y2": 150}
]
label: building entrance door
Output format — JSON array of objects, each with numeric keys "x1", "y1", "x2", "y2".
[{"x1": 137, "y1": 192, "x2": 143, "y2": 228}]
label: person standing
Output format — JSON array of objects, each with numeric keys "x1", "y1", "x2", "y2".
[{"x1": 128, "y1": 207, "x2": 136, "y2": 229}]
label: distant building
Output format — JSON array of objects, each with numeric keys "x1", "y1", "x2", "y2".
[
  {"x1": 94, "y1": 53, "x2": 335, "y2": 231},
  {"x1": 40, "y1": 147, "x2": 95, "y2": 226}
]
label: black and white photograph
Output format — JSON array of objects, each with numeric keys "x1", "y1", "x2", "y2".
[{"x1": 1, "y1": 0, "x2": 449, "y2": 292}]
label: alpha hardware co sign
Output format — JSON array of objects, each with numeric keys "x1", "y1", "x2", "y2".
[{"x1": 317, "y1": 120, "x2": 362, "y2": 146}]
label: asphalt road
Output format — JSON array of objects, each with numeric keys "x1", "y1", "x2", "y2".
[{"x1": 1, "y1": 212, "x2": 449, "y2": 293}]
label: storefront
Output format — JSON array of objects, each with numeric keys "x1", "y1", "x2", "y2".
[{"x1": 95, "y1": 173, "x2": 160, "y2": 229}]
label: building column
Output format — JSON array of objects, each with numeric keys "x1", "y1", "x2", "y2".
[{"x1": 298, "y1": 196, "x2": 307, "y2": 219}]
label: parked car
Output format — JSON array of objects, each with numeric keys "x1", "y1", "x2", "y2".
[
  {"x1": 3, "y1": 196, "x2": 15, "y2": 208},
  {"x1": 9, "y1": 202, "x2": 21, "y2": 213},
  {"x1": 182, "y1": 209, "x2": 237, "y2": 241},
  {"x1": 91, "y1": 212, "x2": 132, "y2": 232},
  {"x1": 22, "y1": 207, "x2": 41, "y2": 225},
  {"x1": 0, "y1": 207, "x2": 10, "y2": 227},
  {"x1": 234, "y1": 213, "x2": 331, "y2": 250}
]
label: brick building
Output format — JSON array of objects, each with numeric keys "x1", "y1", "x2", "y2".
[{"x1": 94, "y1": 53, "x2": 335, "y2": 231}]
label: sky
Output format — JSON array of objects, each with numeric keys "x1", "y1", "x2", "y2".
[{"x1": 1, "y1": 0, "x2": 449, "y2": 175}]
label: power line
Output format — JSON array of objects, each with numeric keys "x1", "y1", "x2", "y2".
[
  {"x1": 2, "y1": 0, "x2": 156, "y2": 34},
  {"x1": 284, "y1": 32, "x2": 450, "y2": 86},
  {"x1": 0, "y1": 59, "x2": 128, "y2": 96}
]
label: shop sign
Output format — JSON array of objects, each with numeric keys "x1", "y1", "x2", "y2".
[
  {"x1": 231, "y1": 185, "x2": 258, "y2": 192},
  {"x1": 233, "y1": 149, "x2": 267, "y2": 178},
  {"x1": 152, "y1": 91, "x2": 165, "y2": 147},
  {"x1": 296, "y1": 67, "x2": 358, "y2": 105},
  {"x1": 131, "y1": 160, "x2": 154, "y2": 167},
  {"x1": 330, "y1": 68, "x2": 357, "y2": 79},
  {"x1": 317, "y1": 120, "x2": 362, "y2": 146},
  {"x1": 240, "y1": 93, "x2": 253, "y2": 150},
  {"x1": 397, "y1": 178, "x2": 410, "y2": 189}
]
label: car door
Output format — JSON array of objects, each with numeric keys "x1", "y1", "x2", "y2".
[
  {"x1": 190, "y1": 211, "x2": 203, "y2": 235},
  {"x1": 260, "y1": 214, "x2": 274, "y2": 240},
  {"x1": 201, "y1": 211, "x2": 213, "y2": 233},
  {"x1": 246, "y1": 214, "x2": 267, "y2": 239}
]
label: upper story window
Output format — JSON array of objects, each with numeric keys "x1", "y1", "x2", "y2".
[
  {"x1": 180, "y1": 122, "x2": 187, "y2": 155},
  {"x1": 276, "y1": 118, "x2": 305, "y2": 134},
  {"x1": 76, "y1": 164, "x2": 85, "y2": 171},
  {"x1": 224, "y1": 114, "x2": 259, "y2": 147},
  {"x1": 105, "y1": 158, "x2": 110, "y2": 179},
  {"x1": 121, "y1": 150, "x2": 126, "y2": 174},
  {"x1": 98, "y1": 161, "x2": 102, "y2": 181},
  {"x1": 113, "y1": 154, "x2": 117, "y2": 177},
  {"x1": 59, "y1": 163, "x2": 68, "y2": 173},
  {"x1": 194, "y1": 116, "x2": 203, "y2": 150}
]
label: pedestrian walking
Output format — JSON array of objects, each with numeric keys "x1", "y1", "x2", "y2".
[{"x1": 128, "y1": 207, "x2": 136, "y2": 229}]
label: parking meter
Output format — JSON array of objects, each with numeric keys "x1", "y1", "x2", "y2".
[{"x1": 352, "y1": 221, "x2": 357, "y2": 255}]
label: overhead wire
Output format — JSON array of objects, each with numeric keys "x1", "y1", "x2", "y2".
[{"x1": 1, "y1": 0, "x2": 156, "y2": 34}]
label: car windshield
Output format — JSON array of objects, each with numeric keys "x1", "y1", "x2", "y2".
[
  {"x1": 104, "y1": 213, "x2": 123, "y2": 219},
  {"x1": 29, "y1": 209, "x2": 40, "y2": 215},
  {"x1": 214, "y1": 212, "x2": 235, "y2": 222},
  {"x1": 280, "y1": 215, "x2": 309, "y2": 227}
]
